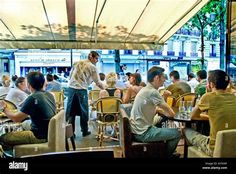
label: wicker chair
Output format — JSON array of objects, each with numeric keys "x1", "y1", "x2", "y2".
[
  {"x1": 175, "y1": 93, "x2": 196, "y2": 107},
  {"x1": 95, "y1": 97, "x2": 122, "y2": 146},
  {"x1": 51, "y1": 91, "x2": 65, "y2": 113}
]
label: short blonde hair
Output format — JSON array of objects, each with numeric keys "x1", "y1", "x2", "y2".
[
  {"x1": 106, "y1": 72, "x2": 117, "y2": 88},
  {"x1": 1, "y1": 75, "x2": 10, "y2": 87}
]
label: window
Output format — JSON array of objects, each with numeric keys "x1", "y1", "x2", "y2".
[
  {"x1": 167, "y1": 41, "x2": 173, "y2": 51},
  {"x1": 167, "y1": 41, "x2": 175, "y2": 56},
  {"x1": 154, "y1": 50, "x2": 162, "y2": 56},
  {"x1": 210, "y1": 44, "x2": 216, "y2": 57},
  {"x1": 179, "y1": 41, "x2": 185, "y2": 52},
  {"x1": 4, "y1": 62, "x2": 9, "y2": 72},
  {"x1": 138, "y1": 50, "x2": 146, "y2": 56},
  {"x1": 124, "y1": 50, "x2": 132, "y2": 55},
  {"x1": 191, "y1": 41, "x2": 197, "y2": 53},
  {"x1": 108, "y1": 50, "x2": 114, "y2": 54}
]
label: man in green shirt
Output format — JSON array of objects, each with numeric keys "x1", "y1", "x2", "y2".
[{"x1": 195, "y1": 70, "x2": 207, "y2": 97}]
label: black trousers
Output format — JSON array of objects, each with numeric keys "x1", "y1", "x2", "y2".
[{"x1": 66, "y1": 87, "x2": 89, "y2": 134}]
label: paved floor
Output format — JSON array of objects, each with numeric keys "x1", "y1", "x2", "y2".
[{"x1": 74, "y1": 117, "x2": 119, "y2": 148}]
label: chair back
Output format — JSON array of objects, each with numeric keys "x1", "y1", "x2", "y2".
[
  {"x1": 213, "y1": 129, "x2": 236, "y2": 157},
  {"x1": 119, "y1": 107, "x2": 133, "y2": 153},
  {"x1": 48, "y1": 110, "x2": 66, "y2": 151},
  {"x1": 0, "y1": 99, "x2": 17, "y2": 111},
  {"x1": 166, "y1": 96, "x2": 176, "y2": 107},
  {"x1": 0, "y1": 99, "x2": 17, "y2": 118},
  {"x1": 95, "y1": 97, "x2": 122, "y2": 122},
  {"x1": 0, "y1": 94, "x2": 7, "y2": 100},
  {"x1": 89, "y1": 90, "x2": 100, "y2": 102},
  {"x1": 51, "y1": 91, "x2": 64, "y2": 112},
  {"x1": 175, "y1": 93, "x2": 196, "y2": 107}
]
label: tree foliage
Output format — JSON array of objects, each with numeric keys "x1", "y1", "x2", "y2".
[
  {"x1": 185, "y1": 0, "x2": 224, "y2": 41},
  {"x1": 184, "y1": 0, "x2": 226, "y2": 69}
]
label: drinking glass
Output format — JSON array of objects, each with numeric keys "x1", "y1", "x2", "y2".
[
  {"x1": 178, "y1": 100, "x2": 186, "y2": 117},
  {"x1": 186, "y1": 101, "x2": 193, "y2": 114}
]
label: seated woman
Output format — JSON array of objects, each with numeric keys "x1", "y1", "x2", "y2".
[
  {"x1": 99, "y1": 72, "x2": 122, "y2": 98},
  {"x1": 98, "y1": 72, "x2": 122, "y2": 137},
  {"x1": 11, "y1": 75, "x2": 18, "y2": 88},
  {"x1": 123, "y1": 73, "x2": 143, "y2": 104}
]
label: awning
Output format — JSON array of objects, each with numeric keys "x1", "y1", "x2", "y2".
[{"x1": 0, "y1": 0, "x2": 210, "y2": 50}]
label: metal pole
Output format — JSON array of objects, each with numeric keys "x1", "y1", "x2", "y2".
[{"x1": 70, "y1": 49, "x2": 73, "y2": 67}]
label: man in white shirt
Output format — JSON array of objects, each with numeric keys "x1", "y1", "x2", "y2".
[
  {"x1": 66, "y1": 51, "x2": 104, "y2": 137},
  {"x1": 187, "y1": 72, "x2": 199, "y2": 93},
  {"x1": 130, "y1": 66, "x2": 181, "y2": 157}
]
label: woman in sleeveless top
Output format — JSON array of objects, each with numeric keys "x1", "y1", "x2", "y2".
[
  {"x1": 99, "y1": 72, "x2": 122, "y2": 98},
  {"x1": 123, "y1": 73, "x2": 143, "y2": 103}
]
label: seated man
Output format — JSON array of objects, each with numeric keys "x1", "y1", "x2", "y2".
[
  {"x1": 91, "y1": 73, "x2": 107, "y2": 90},
  {"x1": 129, "y1": 66, "x2": 181, "y2": 158},
  {"x1": 195, "y1": 70, "x2": 207, "y2": 97},
  {"x1": 165, "y1": 70, "x2": 191, "y2": 99},
  {"x1": 0, "y1": 71, "x2": 56, "y2": 155},
  {"x1": 187, "y1": 72, "x2": 199, "y2": 93},
  {"x1": 184, "y1": 70, "x2": 236, "y2": 156}
]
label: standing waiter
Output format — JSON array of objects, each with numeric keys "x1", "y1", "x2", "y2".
[{"x1": 66, "y1": 51, "x2": 104, "y2": 137}]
